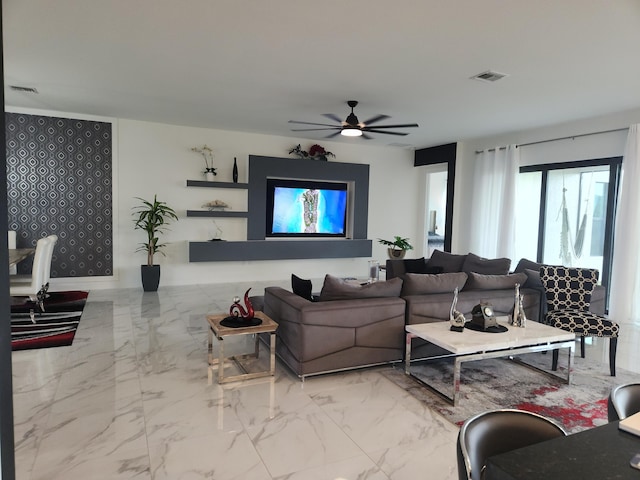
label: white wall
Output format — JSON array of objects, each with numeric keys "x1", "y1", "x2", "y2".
[
  {"x1": 453, "y1": 107, "x2": 640, "y2": 255},
  {"x1": 15, "y1": 111, "x2": 419, "y2": 290}
]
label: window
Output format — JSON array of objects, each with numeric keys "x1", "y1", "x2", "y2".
[{"x1": 518, "y1": 157, "x2": 621, "y2": 296}]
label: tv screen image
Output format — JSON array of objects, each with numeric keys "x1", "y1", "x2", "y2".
[{"x1": 266, "y1": 179, "x2": 348, "y2": 237}]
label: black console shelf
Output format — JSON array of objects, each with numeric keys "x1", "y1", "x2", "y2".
[
  {"x1": 186, "y1": 180, "x2": 248, "y2": 189},
  {"x1": 186, "y1": 210, "x2": 248, "y2": 218},
  {"x1": 189, "y1": 239, "x2": 372, "y2": 261}
]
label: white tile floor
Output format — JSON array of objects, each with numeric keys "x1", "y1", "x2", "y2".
[{"x1": 11, "y1": 282, "x2": 640, "y2": 480}]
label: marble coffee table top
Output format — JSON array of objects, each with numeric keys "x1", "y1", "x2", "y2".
[{"x1": 406, "y1": 319, "x2": 575, "y2": 355}]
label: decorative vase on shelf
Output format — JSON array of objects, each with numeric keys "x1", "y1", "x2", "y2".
[
  {"x1": 233, "y1": 157, "x2": 238, "y2": 183},
  {"x1": 205, "y1": 172, "x2": 215, "y2": 181}
]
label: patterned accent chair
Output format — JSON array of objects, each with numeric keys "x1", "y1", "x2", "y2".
[{"x1": 540, "y1": 266, "x2": 619, "y2": 376}]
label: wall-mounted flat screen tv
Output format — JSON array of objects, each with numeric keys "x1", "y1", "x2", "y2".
[{"x1": 266, "y1": 178, "x2": 349, "y2": 238}]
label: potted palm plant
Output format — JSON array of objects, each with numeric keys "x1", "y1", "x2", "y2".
[
  {"x1": 133, "y1": 195, "x2": 179, "y2": 291},
  {"x1": 378, "y1": 236, "x2": 414, "y2": 259}
]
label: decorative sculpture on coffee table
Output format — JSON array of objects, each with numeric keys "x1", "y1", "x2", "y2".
[
  {"x1": 221, "y1": 288, "x2": 262, "y2": 327},
  {"x1": 511, "y1": 283, "x2": 527, "y2": 327},
  {"x1": 449, "y1": 286, "x2": 466, "y2": 332}
]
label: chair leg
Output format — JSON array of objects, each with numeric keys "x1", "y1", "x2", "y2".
[
  {"x1": 609, "y1": 337, "x2": 617, "y2": 376},
  {"x1": 552, "y1": 349, "x2": 559, "y2": 371},
  {"x1": 580, "y1": 336, "x2": 586, "y2": 358}
]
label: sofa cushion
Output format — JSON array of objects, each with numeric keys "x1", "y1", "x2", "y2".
[
  {"x1": 464, "y1": 271, "x2": 527, "y2": 290},
  {"x1": 426, "y1": 250, "x2": 467, "y2": 273},
  {"x1": 401, "y1": 272, "x2": 468, "y2": 296},
  {"x1": 514, "y1": 257, "x2": 542, "y2": 274},
  {"x1": 462, "y1": 253, "x2": 511, "y2": 275},
  {"x1": 319, "y1": 275, "x2": 403, "y2": 301},
  {"x1": 291, "y1": 274, "x2": 313, "y2": 301}
]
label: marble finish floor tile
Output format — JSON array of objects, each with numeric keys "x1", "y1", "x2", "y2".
[{"x1": 10, "y1": 282, "x2": 640, "y2": 479}]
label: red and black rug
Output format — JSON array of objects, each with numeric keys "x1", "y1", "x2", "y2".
[
  {"x1": 11, "y1": 291, "x2": 88, "y2": 351},
  {"x1": 383, "y1": 351, "x2": 638, "y2": 433}
]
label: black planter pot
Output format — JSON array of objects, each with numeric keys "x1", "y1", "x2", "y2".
[{"x1": 141, "y1": 265, "x2": 161, "y2": 292}]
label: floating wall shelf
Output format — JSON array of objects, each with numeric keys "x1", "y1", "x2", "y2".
[
  {"x1": 186, "y1": 210, "x2": 248, "y2": 218},
  {"x1": 189, "y1": 239, "x2": 372, "y2": 262},
  {"x1": 186, "y1": 180, "x2": 248, "y2": 189}
]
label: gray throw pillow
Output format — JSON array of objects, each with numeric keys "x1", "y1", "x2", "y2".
[
  {"x1": 462, "y1": 253, "x2": 511, "y2": 275},
  {"x1": 523, "y1": 268, "x2": 543, "y2": 288},
  {"x1": 426, "y1": 249, "x2": 467, "y2": 273},
  {"x1": 514, "y1": 258, "x2": 542, "y2": 274},
  {"x1": 464, "y1": 272, "x2": 527, "y2": 290},
  {"x1": 401, "y1": 272, "x2": 468, "y2": 296},
  {"x1": 318, "y1": 275, "x2": 403, "y2": 301}
]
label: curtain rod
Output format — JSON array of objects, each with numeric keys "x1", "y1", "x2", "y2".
[{"x1": 474, "y1": 127, "x2": 629, "y2": 154}]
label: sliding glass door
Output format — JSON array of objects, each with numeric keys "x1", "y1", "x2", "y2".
[{"x1": 519, "y1": 157, "x2": 621, "y2": 292}]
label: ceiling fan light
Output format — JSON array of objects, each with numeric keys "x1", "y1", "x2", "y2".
[{"x1": 341, "y1": 127, "x2": 362, "y2": 137}]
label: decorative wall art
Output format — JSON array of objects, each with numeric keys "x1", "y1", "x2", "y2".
[{"x1": 5, "y1": 112, "x2": 113, "y2": 277}]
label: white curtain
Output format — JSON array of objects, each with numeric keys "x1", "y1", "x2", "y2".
[
  {"x1": 609, "y1": 124, "x2": 640, "y2": 324},
  {"x1": 469, "y1": 145, "x2": 519, "y2": 260}
]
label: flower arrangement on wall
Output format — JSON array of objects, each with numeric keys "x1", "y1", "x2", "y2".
[{"x1": 289, "y1": 144, "x2": 335, "y2": 161}]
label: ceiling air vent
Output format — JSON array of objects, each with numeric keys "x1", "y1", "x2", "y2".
[
  {"x1": 471, "y1": 70, "x2": 509, "y2": 83},
  {"x1": 10, "y1": 85, "x2": 39, "y2": 94}
]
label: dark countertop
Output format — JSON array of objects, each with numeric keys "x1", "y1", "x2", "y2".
[{"x1": 485, "y1": 421, "x2": 640, "y2": 479}]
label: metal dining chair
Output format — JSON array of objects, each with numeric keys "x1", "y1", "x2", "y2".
[
  {"x1": 608, "y1": 383, "x2": 640, "y2": 422},
  {"x1": 457, "y1": 409, "x2": 567, "y2": 480}
]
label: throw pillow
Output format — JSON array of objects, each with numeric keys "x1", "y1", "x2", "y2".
[
  {"x1": 318, "y1": 275, "x2": 403, "y2": 301},
  {"x1": 404, "y1": 257, "x2": 427, "y2": 273},
  {"x1": 514, "y1": 258, "x2": 542, "y2": 274},
  {"x1": 401, "y1": 272, "x2": 468, "y2": 296},
  {"x1": 464, "y1": 272, "x2": 527, "y2": 290},
  {"x1": 462, "y1": 252, "x2": 511, "y2": 275},
  {"x1": 402, "y1": 257, "x2": 444, "y2": 275},
  {"x1": 426, "y1": 249, "x2": 467, "y2": 273},
  {"x1": 523, "y1": 268, "x2": 543, "y2": 288},
  {"x1": 291, "y1": 274, "x2": 313, "y2": 301}
]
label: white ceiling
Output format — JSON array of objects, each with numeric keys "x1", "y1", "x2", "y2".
[{"x1": 3, "y1": 0, "x2": 640, "y2": 149}]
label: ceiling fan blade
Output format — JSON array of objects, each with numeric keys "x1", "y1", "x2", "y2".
[
  {"x1": 291, "y1": 127, "x2": 341, "y2": 132},
  {"x1": 363, "y1": 123, "x2": 419, "y2": 129},
  {"x1": 321, "y1": 113, "x2": 343, "y2": 123},
  {"x1": 361, "y1": 114, "x2": 390, "y2": 126},
  {"x1": 363, "y1": 129, "x2": 410, "y2": 136},
  {"x1": 361, "y1": 132, "x2": 374, "y2": 140},
  {"x1": 288, "y1": 120, "x2": 341, "y2": 128},
  {"x1": 324, "y1": 131, "x2": 342, "y2": 138}
]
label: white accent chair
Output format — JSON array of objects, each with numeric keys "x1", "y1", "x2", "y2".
[
  {"x1": 10, "y1": 235, "x2": 57, "y2": 321},
  {"x1": 8, "y1": 230, "x2": 17, "y2": 275}
]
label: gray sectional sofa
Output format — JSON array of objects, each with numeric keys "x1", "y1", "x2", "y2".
[{"x1": 263, "y1": 250, "x2": 606, "y2": 379}]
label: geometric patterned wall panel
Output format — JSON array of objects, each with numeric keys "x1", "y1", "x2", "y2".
[{"x1": 5, "y1": 112, "x2": 113, "y2": 277}]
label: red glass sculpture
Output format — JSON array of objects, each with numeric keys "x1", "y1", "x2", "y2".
[{"x1": 229, "y1": 288, "x2": 255, "y2": 320}]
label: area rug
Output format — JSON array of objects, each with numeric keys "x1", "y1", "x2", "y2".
[
  {"x1": 10, "y1": 291, "x2": 88, "y2": 351},
  {"x1": 382, "y1": 352, "x2": 640, "y2": 433}
]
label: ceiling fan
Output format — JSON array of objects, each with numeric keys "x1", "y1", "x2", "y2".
[{"x1": 288, "y1": 100, "x2": 419, "y2": 139}]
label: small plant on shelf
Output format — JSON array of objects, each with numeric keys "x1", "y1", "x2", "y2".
[
  {"x1": 378, "y1": 236, "x2": 413, "y2": 259},
  {"x1": 191, "y1": 145, "x2": 217, "y2": 176}
]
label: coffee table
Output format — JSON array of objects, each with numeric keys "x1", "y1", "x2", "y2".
[
  {"x1": 207, "y1": 311, "x2": 278, "y2": 384},
  {"x1": 405, "y1": 320, "x2": 575, "y2": 406}
]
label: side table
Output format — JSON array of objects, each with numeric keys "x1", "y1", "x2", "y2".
[{"x1": 206, "y1": 311, "x2": 278, "y2": 384}]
